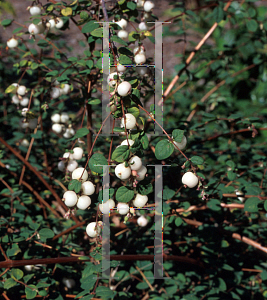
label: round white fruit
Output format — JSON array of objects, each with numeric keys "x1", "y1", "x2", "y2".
[
  {"x1": 133, "y1": 193, "x2": 148, "y2": 207},
  {"x1": 48, "y1": 19, "x2": 56, "y2": 28},
  {"x1": 51, "y1": 113, "x2": 61, "y2": 123},
  {"x1": 52, "y1": 123, "x2": 62, "y2": 134},
  {"x1": 12, "y1": 95, "x2": 20, "y2": 104},
  {"x1": 117, "y1": 81, "x2": 131, "y2": 97},
  {"x1": 72, "y1": 147, "x2": 83, "y2": 160},
  {"x1": 63, "y1": 152, "x2": 74, "y2": 160},
  {"x1": 117, "y1": 64, "x2": 126, "y2": 72},
  {"x1": 107, "y1": 72, "x2": 122, "y2": 87},
  {"x1": 58, "y1": 161, "x2": 65, "y2": 172},
  {"x1": 136, "y1": 66, "x2": 148, "y2": 76},
  {"x1": 29, "y1": 6, "x2": 41, "y2": 15},
  {"x1": 61, "y1": 83, "x2": 70, "y2": 95},
  {"x1": 21, "y1": 139, "x2": 29, "y2": 147},
  {"x1": 21, "y1": 108, "x2": 29, "y2": 117},
  {"x1": 55, "y1": 18, "x2": 64, "y2": 29},
  {"x1": 60, "y1": 112, "x2": 69, "y2": 123},
  {"x1": 63, "y1": 190, "x2": 78, "y2": 207},
  {"x1": 50, "y1": 87, "x2": 61, "y2": 99},
  {"x1": 17, "y1": 85, "x2": 27, "y2": 96},
  {"x1": 20, "y1": 97, "x2": 29, "y2": 107},
  {"x1": 129, "y1": 156, "x2": 142, "y2": 171},
  {"x1": 99, "y1": 199, "x2": 115, "y2": 214},
  {"x1": 67, "y1": 160, "x2": 78, "y2": 172},
  {"x1": 137, "y1": 215, "x2": 148, "y2": 227},
  {"x1": 72, "y1": 167, "x2": 88, "y2": 182},
  {"x1": 144, "y1": 1, "x2": 155, "y2": 12},
  {"x1": 28, "y1": 23, "x2": 40, "y2": 35},
  {"x1": 117, "y1": 29, "x2": 128, "y2": 40},
  {"x1": 116, "y1": 18, "x2": 128, "y2": 29},
  {"x1": 7, "y1": 38, "x2": 18, "y2": 48},
  {"x1": 121, "y1": 113, "x2": 136, "y2": 130},
  {"x1": 81, "y1": 181, "x2": 95, "y2": 195},
  {"x1": 117, "y1": 202, "x2": 129, "y2": 215},
  {"x1": 136, "y1": 165, "x2": 147, "y2": 181},
  {"x1": 86, "y1": 222, "x2": 102, "y2": 238},
  {"x1": 63, "y1": 128, "x2": 75, "y2": 138},
  {"x1": 182, "y1": 172, "x2": 198, "y2": 188},
  {"x1": 173, "y1": 135, "x2": 187, "y2": 151},
  {"x1": 139, "y1": 22, "x2": 148, "y2": 31},
  {"x1": 77, "y1": 195, "x2": 91, "y2": 210},
  {"x1": 134, "y1": 53, "x2": 146, "y2": 64},
  {"x1": 121, "y1": 139, "x2": 135, "y2": 147},
  {"x1": 133, "y1": 46, "x2": 145, "y2": 55},
  {"x1": 115, "y1": 163, "x2": 131, "y2": 180}
]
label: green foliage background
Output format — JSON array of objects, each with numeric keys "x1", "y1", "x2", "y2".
[{"x1": 0, "y1": 0, "x2": 267, "y2": 299}]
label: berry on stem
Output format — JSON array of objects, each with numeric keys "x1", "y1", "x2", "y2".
[
  {"x1": 72, "y1": 167, "x2": 88, "y2": 183},
  {"x1": 121, "y1": 113, "x2": 136, "y2": 130},
  {"x1": 115, "y1": 163, "x2": 131, "y2": 180},
  {"x1": 81, "y1": 181, "x2": 95, "y2": 195},
  {"x1": 7, "y1": 38, "x2": 18, "y2": 48},
  {"x1": 77, "y1": 195, "x2": 91, "y2": 210},
  {"x1": 63, "y1": 190, "x2": 78, "y2": 207},
  {"x1": 182, "y1": 172, "x2": 198, "y2": 188}
]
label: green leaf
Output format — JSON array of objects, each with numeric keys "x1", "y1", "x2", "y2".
[
  {"x1": 82, "y1": 21, "x2": 99, "y2": 33},
  {"x1": 90, "y1": 28, "x2": 103, "y2": 37},
  {"x1": 137, "y1": 181, "x2": 153, "y2": 195},
  {"x1": 111, "y1": 145, "x2": 130, "y2": 162},
  {"x1": 73, "y1": 128, "x2": 89, "y2": 139},
  {"x1": 25, "y1": 285, "x2": 38, "y2": 299},
  {"x1": 11, "y1": 268, "x2": 24, "y2": 280},
  {"x1": 4, "y1": 278, "x2": 17, "y2": 290},
  {"x1": 163, "y1": 187, "x2": 175, "y2": 200},
  {"x1": 190, "y1": 156, "x2": 204, "y2": 165},
  {"x1": 39, "y1": 228, "x2": 55, "y2": 241},
  {"x1": 88, "y1": 98, "x2": 101, "y2": 105},
  {"x1": 127, "y1": 1, "x2": 137, "y2": 10},
  {"x1": 119, "y1": 55, "x2": 132, "y2": 65},
  {"x1": 175, "y1": 217, "x2": 183, "y2": 227},
  {"x1": 61, "y1": 7, "x2": 72, "y2": 16},
  {"x1": 227, "y1": 170, "x2": 236, "y2": 181},
  {"x1": 246, "y1": 19, "x2": 258, "y2": 32},
  {"x1": 6, "y1": 244, "x2": 21, "y2": 257},
  {"x1": 95, "y1": 285, "x2": 116, "y2": 299},
  {"x1": 140, "y1": 134, "x2": 149, "y2": 150},
  {"x1": 172, "y1": 129, "x2": 184, "y2": 143},
  {"x1": 244, "y1": 197, "x2": 260, "y2": 213},
  {"x1": 207, "y1": 199, "x2": 221, "y2": 211},
  {"x1": 127, "y1": 106, "x2": 139, "y2": 118},
  {"x1": 89, "y1": 153, "x2": 108, "y2": 174},
  {"x1": 116, "y1": 186, "x2": 134, "y2": 203},
  {"x1": 68, "y1": 179, "x2": 82, "y2": 193},
  {"x1": 5, "y1": 84, "x2": 17, "y2": 94},
  {"x1": 155, "y1": 140, "x2": 174, "y2": 160},
  {"x1": 111, "y1": 35, "x2": 128, "y2": 46},
  {"x1": 1, "y1": 19, "x2": 13, "y2": 27}
]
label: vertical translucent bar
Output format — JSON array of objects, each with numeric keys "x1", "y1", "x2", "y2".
[
  {"x1": 154, "y1": 22, "x2": 164, "y2": 136},
  {"x1": 102, "y1": 22, "x2": 111, "y2": 135}
]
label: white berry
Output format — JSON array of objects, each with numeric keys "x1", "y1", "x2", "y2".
[
  {"x1": 129, "y1": 156, "x2": 142, "y2": 171},
  {"x1": 72, "y1": 147, "x2": 83, "y2": 160},
  {"x1": 61, "y1": 83, "x2": 70, "y2": 95},
  {"x1": 77, "y1": 195, "x2": 91, "y2": 210},
  {"x1": 139, "y1": 22, "x2": 148, "y2": 31},
  {"x1": 55, "y1": 18, "x2": 64, "y2": 29},
  {"x1": 121, "y1": 139, "x2": 135, "y2": 147},
  {"x1": 63, "y1": 191, "x2": 78, "y2": 207},
  {"x1": 50, "y1": 87, "x2": 61, "y2": 99},
  {"x1": 81, "y1": 181, "x2": 95, "y2": 195},
  {"x1": 67, "y1": 160, "x2": 78, "y2": 172},
  {"x1": 48, "y1": 19, "x2": 56, "y2": 29},
  {"x1": 144, "y1": 1, "x2": 155, "y2": 12},
  {"x1": 21, "y1": 139, "x2": 29, "y2": 147},
  {"x1": 7, "y1": 38, "x2": 18, "y2": 48},
  {"x1": 63, "y1": 128, "x2": 75, "y2": 139},
  {"x1": 60, "y1": 112, "x2": 69, "y2": 123},
  {"x1": 137, "y1": 215, "x2": 148, "y2": 227},
  {"x1": 51, "y1": 113, "x2": 61, "y2": 123},
  {"x1": 135, "y1": 0, "x2": 145, "y2": 7},
  {"x1": 115, "y1": 163, "x2": 131, "y2": 180},
  {"x1": 58, "y1": 161, "x2": 65, "y2": 172},
  {"x1": 117, "y1": 202, "x2": 129, "y2": 215},
  {"x1": 182, "y1": 172, "x2": 199, "y2": 188},
  {"x1": 136, "y1": 165, "x2": 147, "y2": 181},
  {"x1": 20, "y1": 97, "x2": 29, "y2": 107},
  {"x1": 117, "y1": 81, "x2": 131, "y2": 97},
  {"x1": 133, "y1": 46, "x2": 145, "y2": 55},
  {"x1": 136, "y1": 66, "x2": 148, "y2": 76},
  {"x1": 72, "y1": 167, "x2": 88, "y2": 183},
  {"x1": 115, "y1": 18, "x2": 127, "y2": 29},
  {"x1": 52, "y1": 123, "x2": 62, "y2": 134},
  {"x1": 17, "y1": 85, "x2": 27, "y2": 96},
  {"x1": 117, "y1": 64, "x2": 126, "y2": 72},
  {"x1": 133, "y1": 193, "x2": 148, "y2": 207},
  {"x1": 173, "y1": 135, "x2": 187, "y2": 150},
  {"x1": 134, "y1": 53, "x2": 146, "y2": 64},
  {"x1": 12, "y1": 95, "x2": 20, "y2": 104},
  {"x1": 21, "y1": 108, "x2": 29, "y2": 117},
  {"x1": 121, "y1": 113, "x2": 136, "y2": 130},
  {"x1": 63, "y1": 152, "x2": 73, "y2": 160},
  {"x1": 29, "y1": 6, "x2": 41, "y2": 16},
  {"x1": 99, "y1": 199, "x2": 115, "y2": 214},
  {"x1": 86, "y1": 222, "x2": 102, "y2": 238},
  {"x1": 117, "y1": 30, "x2": 128, "y2": 40},
  {"x1": 107, "y1": 72, "x2": 122, "y2": 87}
]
